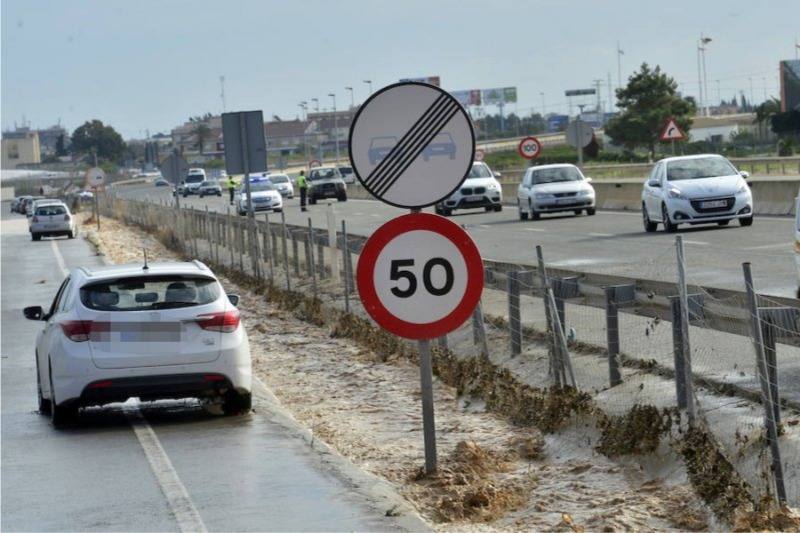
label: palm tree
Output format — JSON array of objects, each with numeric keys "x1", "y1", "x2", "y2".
[
  {"x1": 754, "y1": 97, "x2": 781, "y2": 149},
  {"x1": 191, "y1": 123, "x2": 211, "y2": 154}
]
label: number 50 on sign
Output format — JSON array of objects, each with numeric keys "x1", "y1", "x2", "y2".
[{"x1": 357, "y1": 213, "x2": 484, "y2": 340}]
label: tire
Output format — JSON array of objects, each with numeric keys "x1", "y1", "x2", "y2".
[
  {"x1": 642, "y1": 205, "x2": 657, "y2": 232},
  {"x1": 49, "y1": 362, "x2": 76, "y2": 428},
  {"x1": 32, "y1": 233, "x2": 41, "y2": 242},
  {"x1": 586, "y1": 207, "x2": 596, "y2": 216},
  {"x1": 222, "y1": 391, "x2": 252, "y2": 415},
  {"x1": 68, "y1": 229, "x2": 76, "y2": 239},
  {"x1": 574, "y1": 209, "x2": 582, "y2": 215},
  {"x1": 518, "y1": 201, "x2": 529, "y2": 220},
  {"x1": 199, "y1": 193, "x2": 204, "y2": 198},
  {"x1": 485, "y1": 206, "x2": 493, "y2": 212},
  {"x1": 37, "y1": 357, "x2": 51, "y2": 415},
  {"x1": 337, "y1": 193, "x2": 347, "y2": 202},
  {"x1": 717, "y1": 220, "x2": 731, "y2": 226},
  {"x1": 739, "y1": 216, "x2": 754, "y2": 227},
  {"x1": 493, "y1": 204, "x2": 502, "y2": 212},
  {"x1": 441, "y1": 208, "x2": 452, "y2": 217},
  {"x1": 530, "y1": 206, "x2": 541, "y2": 220},
  {"x1": 217, "y1": 192, "x2": 222, "y2": 197},
  {"x1": 662, "y1": 204, "x2": 677, "y2": 233}
]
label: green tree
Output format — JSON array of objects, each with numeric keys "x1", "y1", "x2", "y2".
[
  {"x1": 55, "y1": 134, "x2": 67, "y2": 156},
  {"x1": 605, "y1": 63, "x2": 696, "y2": 156},
  {"x1": 191, "y1": 123, "x2": 211, "y2": 154},
  {"x1": 755, "y1": 97, "x2": 781, "y2": 127},
  {"x1": 71, "y1": 120, "x2": 126, "y2": 162}
]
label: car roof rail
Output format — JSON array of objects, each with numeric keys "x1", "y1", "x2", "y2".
[{"x1": 192, "y1": 259, "x2": 210, "y2": 271}]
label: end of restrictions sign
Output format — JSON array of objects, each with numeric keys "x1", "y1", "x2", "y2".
[{"x1": 356, "y1": 213, "x2": 483, "y2": 339}]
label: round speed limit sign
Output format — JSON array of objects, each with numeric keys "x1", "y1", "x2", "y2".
[
  {"x1": 357, "y1": 213, "x2": 484, "y2": 339},
  {"x1": 518, "y1": 136, "x2": 542, "y2": 160}
]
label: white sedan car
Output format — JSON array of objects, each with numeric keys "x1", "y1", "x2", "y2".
[
  {"x1": 24, "y1": 261, "x2": 252, "y2": 427},
  {"x1": 516, "y1": 164, "x2": 595, "y2": 220},
  {"x1": 267, "y1": 173, "x2": 294, "y2": 198},
  {"x1": 236, "y1": 177, "x2": 283, "y2": 215},
  {"x1": 642, "y1": 154, "x2": 753, "y2": 232}
]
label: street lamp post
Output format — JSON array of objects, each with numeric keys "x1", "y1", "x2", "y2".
[
  {"x1": 345, "y1": 86, "x2": 354, "y2": 109},
  {"x1": 697, "y1": 35, "x2": 712, "y2": 116},
  {"x1": 299, "y1": 102, "x2": 309, "y2": 164},
  {"x1": 363, "y1": 80, "x2": 373, "y2": 96},
  {"x1": 539, "y1": 92, "x2": 546, "y2": 117},
  {"x1": 310, "y1": 98, "x2": 320, "y2": 113},
  {"x1": 329, "y1": 93, "x2": 339, "y2": 163}
]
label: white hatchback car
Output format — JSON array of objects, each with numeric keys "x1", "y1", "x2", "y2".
[
  {"x1": 642, "y1": 154, "x2": 753, "y2": 232},
  {"x1": 516, "y1": 164, "x2": 596, "y2": 220},
  {"x1": 24, "y1": 261, "x2": 252, "y2": 427},
  {"x1": 29, "y1": 201, "x2": 77, "y2": 241},
  {"x1": 267, "y1": 173, "x2": 294, "y2": 198}
]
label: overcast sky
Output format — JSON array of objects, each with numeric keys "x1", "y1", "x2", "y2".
[{"x1": 2, "y1": 0, "x2": 797, "y2": 138}]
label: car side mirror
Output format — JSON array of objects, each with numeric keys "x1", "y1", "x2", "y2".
[
  {"x1": 648, "y1": 180, "x2": 661, "y2": 187},
  {"x1": 227, "y1": 294, "x2": 240, "y2": 307},
  {"x1": 740, "y1": 170, "x2": 750, "y2": 180},
  {"x1": 493, "y1": 171, "x2": 502, "y2": 178},
  {"x1": 24, "y1": 305, "x2": 44, "y2": 321},
  {"x1": 585, "y1": 177, "x2": 593, "y2": 183}
]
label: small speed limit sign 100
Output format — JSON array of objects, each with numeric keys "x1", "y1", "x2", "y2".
[{"x1": 357, "y1": 213, "x2": 484, "y2": 340}]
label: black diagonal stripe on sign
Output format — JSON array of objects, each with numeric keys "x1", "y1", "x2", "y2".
[
  {"x1": 364, "y1": 94, "x2": 449, "y2": 190},
  {"x1": 373, "y1": 103, "x2": 460, "y2": 197},
  {"x1": 368, "y1": 99, "x2": 459, "y2": 194}
]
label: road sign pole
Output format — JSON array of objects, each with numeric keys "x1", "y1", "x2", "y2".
[
  {"x1": 417, "y1": 338, "x2": 437, "y2": 475},
  {"x1": 576, "y1": 116, "x2": 584, "y2": 168}
]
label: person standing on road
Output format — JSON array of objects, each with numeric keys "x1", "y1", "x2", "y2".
[
  {"x1": 297, "y1": 170, "x2": 308, "y2": 212},
  {"x1": 227, "y1": 175, "x2": 236, "y2": 205}
]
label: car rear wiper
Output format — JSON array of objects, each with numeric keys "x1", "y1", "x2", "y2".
[{"x1": 150, "y1": 301, "x2": 199, "y2": 310}]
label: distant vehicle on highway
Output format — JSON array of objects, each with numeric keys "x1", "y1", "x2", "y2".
[
  {"x1": 368, "y1": 136, "x2": 398, "y2": 165},
  {"x1": 236, "y1": 177, "x2": 283, "y2": 215},
  {"x1": 795, "y1": 192, "x2": 800, "y2": 298},
  {"x1": 197, "y1": 180, "x2": 222, "y2": 198},
  {"x1": 307, "y1": 167, "x2": 347, "y2": 204},
  {"x1": 641, "y1": 154, "x2": 753, "y2": 233},
  {"x1": 154, "y1": 178, "x2": 170, "y2": 187},
  {"x1": 516, "y1": 164, "x2": 596, "y2": 220},
  {"x1": 337, "y1": 165, "x2": 356, "y2": 184},
  {"x1": 422, "y1": 132, "x2": 456, "y2": 161},
  {"x1": 267, "y1": 173, "x2": 294, "y2": 198},
  {"x1": 177, "y1": 168, "x2": 207, "y2": 197},
  {"x1": 77, "y1": 190, "x2": 94, "y2": 200},
  {"x1": 29, "y1": 198, "x2": 62, "y2": 218},
  {"x1": 435, "y1": 162, "x2": 502, "y2": 216},
  {"x1": 23, "y1": 260, "x2": 252, "y2": 427},
  {"x1": 29, "y1": 201, "x2": 76, "y2": 241},
  {"x1": 11, "y1": 196, "x2": 29, "y2": 213},
  {"x1": 19, "y1": 196, "x2": 44, "y2": 216}
]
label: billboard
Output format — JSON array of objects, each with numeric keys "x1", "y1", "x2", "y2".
[
  {"x1": 565, "y1": 88, "x2": 596, "y2": 97},
  {"x1": 451, "y1": 89, "x2": 482, "y2": 107},
  {"x1": 481, "y1": 87, "x2": 517, "y2": 105},
  {"x1": 399, "y1": 76, "x2": 441, "y2": 87},
  {"x1": 780, "y1": 59, "x2": 800, "y2": 112}
]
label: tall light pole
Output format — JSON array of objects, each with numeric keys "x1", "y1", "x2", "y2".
[
  {"x1": 345, "y1": 86, "x2": 354, "y2": 109},
  {"x1": 701, "y1": 36, "x2": 711, "y2": 116},
  {"x1": 616, "y1": 42, "x2": 624, "y2": 90},
  {"x1": 310, "y1": 98, "x2": 320, "y2": 114},
  {"x1": 716, "y1": 79, "x2": 721, "y2": 106},
  {"x1": 749, "y1": 77, "x2": 755, "y2": 107},
  {"x1": 329, "y1": 93, "x2": 339, "y2": 163},
  {"x1": 697, "y1": 35, "x2": 712, "y2": 116},
  {"x1": 298, "y1": 101, "x2": 307, "y2": 121},
  {"x1": 539, "y1": 92, "x2": 546, "y2": 116},
  {"x1": 219, "y1": 75, "x2": 226, "y2": 112},
  {"x1": 363, "y1": 79, "x2": 373, "y2": 96}
]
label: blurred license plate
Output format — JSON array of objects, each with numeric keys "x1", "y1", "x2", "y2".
[
  {"x1": 44, "y1": 224, "x2": 58, "y2": 229},
  {"x1": 465, "y1": 195, "x2": 482, "y2": 202},
  {"x1": 556, "y1": 198, "x2": 574, "y2": 205},
  {"x1": 119, "y1": 322, "x2": 182, "y2": 342},
  {"x1": 701, "y1": 200, "x2": 727, "y2": 208}
]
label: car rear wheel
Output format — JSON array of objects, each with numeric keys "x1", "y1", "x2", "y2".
[
  {"x1": 530, "y1": 205, "x2": 541, "y2": 220},
  {"x1": 739, "y1": 216, "x2": 754, "y2": 227},
  {"x1": 31, "y1": 233, "x2": 41, "y2": 241},
  {"x1": 642, "y1": 205, "x2": 657, "y2": 232},
  {"x1": 586, "y1": 207, "x2": 596, "y2": 216},
  {"x1": 518, "y1": 201, "x2": 528, "y2": 220},
  {"x1": 662, "y1": 204, "x2": 678, "y2": 233},
  {"x1": 68, "y1": 229, "x2": 76, "y2": 239},
  {"x1": 337, "y1": 193, "x2": 347, "y2": 202},
  {"x1": 222, "y1": 391, "x2": 252, "y2": 415},
  {"x1": 574, "y1": 209, "x2": 582, "y2": 215},
  {"x1": 49, "y1": 362, "x2": 77, "y2": 428},
  {"x1": 493, "y1": 204, "x2": 502, "y2": 212},
  {"x1": 37, "y1": 358, "x2": 51, "y2": 415}
]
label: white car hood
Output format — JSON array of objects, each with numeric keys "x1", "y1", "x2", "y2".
[
  {"x1": 667, "y1": 175, "x2": 743, "y2": 198},
  {"x1": 242, "y1": 190, "x2": 280, "y2": 201},
  {"x1": 461, "y1": 177, "x2": 499, "y2": 189},
  {"x1": 531, "y1": 180, "x2": 591, "y2": 194}
]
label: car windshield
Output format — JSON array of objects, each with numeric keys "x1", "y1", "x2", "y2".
[
  {"x1": 186, "y1": 175, "x2": 204, "y2": 183},
  {"x1": 36, "y1": 205, "x2": 67, "y2": 216},
  {"x1": 468, "y1": 165, "x2": 492, "y2": 179},
  {"x1": 247, "y1": 181, "x2": 275, "y2": 192},
  {"x1": 370, "y1": 136, "x2": 396, "y2": 149},
  {"x1": 666, "y1": 157, "x2": 738, "y2": 181},
  {"x1": 531, "y1": 167, "x2": 583, "y2": 184},
  {"x1": 338, "y1": 167, "x2": 353, "y2": 175},
  {"x1": 309, "y1": 168, "x2": 337, "y2": 181},
  {"x1": 269, "y1": 175, "x2": 289, "y2": 184},
  {"x1": 81, "y1": 275, "x2": 220, "y2": 311},
  {"x1": 201, "y1": 181, "x2": 218, "y2": 186}
]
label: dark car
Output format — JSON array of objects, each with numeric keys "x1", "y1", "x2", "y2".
[
  {"x1": 368, "y1": 136, "x2": 398, "y2": 165},
  {"x1": 422, "y1": 132, "x2": 456, "y2": 161},
  {"x1": 154, "y1": 179, "x2": 170, "y2": 187}
]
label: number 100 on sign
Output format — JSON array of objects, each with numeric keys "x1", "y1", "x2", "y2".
[{"x1": 357, "y1": 213, "x2": 484, "y2": 340}]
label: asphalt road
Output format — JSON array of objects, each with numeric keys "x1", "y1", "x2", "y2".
[
  {"x1": 0, "y1": 208, "x2": 412, "y2": 532},
  {"x1": 119, "y1": 185, "x2": 798, "y2": 298}
]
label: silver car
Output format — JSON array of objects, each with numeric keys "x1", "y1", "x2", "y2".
[
  {"x1": 516, "y1": 164, "x2": 596, "y2": 220},
  {"x1": 29, "y1": 201, "x2": 76, "y2": 241}
]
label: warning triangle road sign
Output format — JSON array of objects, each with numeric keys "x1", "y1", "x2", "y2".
[{"x1": 660, "y1": 118, "x2": 686, "y2": 141}]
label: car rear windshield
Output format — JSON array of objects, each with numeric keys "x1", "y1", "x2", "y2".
[
  {"x1": 309, "y1": 168, "x2": 338, "y2": 181},
  {"x1": 269, "y1": 175, "x2": 289, "y2": 183},
  {"x1": 247, "y1": 181, "x2": 275, "y2": 192},
  {"x1": 81, "y1": 275, "x2": 220, "y2": 311},
  {"x1": 531, "y1": 167, "x2": 582, "y2": 184},
  {"x1": 338, "y1": 167, "x2": 353, "y2": 175},
  {"x1": 666, "y1": 157, "x2": 738, "y2": 181},
  {"x1": 468, "y1": 164, "x2": 492, "y2": 179},
  {"x1": 36, "y1": 205, "x2": 67, "y2": 216},
  {"x1": 186, "y1": 175, "x2": 204, "y2": 183}
]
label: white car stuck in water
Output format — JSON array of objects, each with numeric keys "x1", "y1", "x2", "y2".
[
  {"x1": 24, "y1": 261, "x2": 252, "y2": 427},
  {"x1": 641, "y1": 154, "x2": 753, "y2": 232}
]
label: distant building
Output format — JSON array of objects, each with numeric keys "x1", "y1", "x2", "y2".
[
  {"x1": 171, "y1": 115, "x2": 223, "y2": 162},
  {"x1": 1, "y1": 130, "x2": 41, "y2": 169},
  {"x1": 547, "y1": 114, "x2": 569, "y2": 132},
  {"x1": 264, "y1": 119, "x2": 311, "y2": 150},
  {"x1": 689, "y1": 113, "x2": 768, "y2": 143},
  {"x1": 37, "y1": 125, "x2": 70, "y2": 156},
  {"x1": 779, "y1": 59, "x2": 800, "y2": 112}
]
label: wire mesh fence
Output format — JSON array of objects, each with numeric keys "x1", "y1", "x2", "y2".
[{"x1": 100, "y1": 192, "x2": 800, "y2": 511}]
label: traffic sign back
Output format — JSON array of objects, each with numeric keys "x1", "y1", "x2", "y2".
[
  {"x1": 357, "y1": 213, "x2": 483, "y2": 339},
  {"x1": 349, "y1": 82, "x2": 475, "y2": 209},
  {"x1": 565, "y1": 121, "x2": 593, "y2": 148}
]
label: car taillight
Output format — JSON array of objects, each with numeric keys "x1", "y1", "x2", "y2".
[
  {"x1": 195, "y1": 309, "x2": 240, "y2": 333},
  {"x1": 32, "y1": 216, "x2": 39, "y2": 222},
  {"x1": 60, "y1": 320, "x2": 93, "y2": 342}
]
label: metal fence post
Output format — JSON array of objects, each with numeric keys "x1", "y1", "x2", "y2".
[
  {"x1": 507, "y1": 270, "x2": 521, "y2": 356},
  {"x1": 761, "y1": 316, "x2": 780, "y2": 426},
  {"x1": 307, "y1": 218, "x2": 317, "y2": 299},
  {"x1": 226, "y1": 207, "x2": 234, "y2": 267},
  {"x1": 417, "y1": 339, "x2": 437, "y2": 475},
  {"x1": 280, "y1": 210, "x2": 291, "y2": 291},
  {"x1": 669, "y1": 297, "x2": 688, "y2": 410},
  {"x1": 341, "y1": 220, "x2": 350, "y2": 313},
  {"x1": 264, "y1": 214, "x2": 274, "y2": 281},
  {"x1": 471, "y1": 302, "x2": 489, "y2": 358},
  {"x1": 536, "y1": 246, "x2": 559, "y2": 387},
  {"x1": 675, "y1": 235, "x2": 696, "y2": 424},
  {"x1": 291, "y1": 231, "x2": 300, "y2": 276},
  {"x1": 437, "y1": 335, "x2": 448, "y2": 351},
  {"x1": 742, "y1": 262, "x2": 786, "y2": 504},
  {"x1": 604, "y1": 288, "x2": 622, "y2": 387}
]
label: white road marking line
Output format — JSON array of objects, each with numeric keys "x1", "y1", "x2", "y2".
[
  {"x1": 478, "y1": 224, "x2": 491, "y2": 229},
  {"x1": 684, "y1": 240, "x2": 709, "y2": 246},
  {"x1": 745, "y1": 242, "x2": 792, "y2": 250},
  {"x1": 522, "y1": 227, "x2": 545, "y2": 232},
  {"x1": 589, "y1": 232, "x2": 614, "y2": 237},
  {"x1": 50, "y1": 240, "x2": 206, "y2": 533}
]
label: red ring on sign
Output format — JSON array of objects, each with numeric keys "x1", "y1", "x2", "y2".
[
  {"x1": 517, "y1": 136, "x2": 542, "y2": 160},
  {"x1": 356, "y1": 212, "x2": 484, "y2": 340}
]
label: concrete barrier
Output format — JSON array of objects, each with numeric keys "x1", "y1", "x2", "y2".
[{"x1": 347, "y1": 177, "x2": 798, "y2": 216}]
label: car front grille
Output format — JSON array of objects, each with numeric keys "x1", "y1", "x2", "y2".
[
  {"x1": 690, "y1": 196, "x2": 735, "y2": 213},
  {"x1": 553, "y1": 192, "x2": 578, "y2": 198},
  {"x1": 461, "y1": 187, "x2": 473, "y2": 195}
]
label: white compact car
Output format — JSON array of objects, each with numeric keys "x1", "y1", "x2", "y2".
[
  {"x1": 237, "y1": 176, "x2": 283, "y2": 215},
  {"x1": 435, "y1": 162, "x2": 503, "y2": 216},
  {"x1": 24, "y1": 261, "x2": 252, "y2": 427},
  {"x1": 642, "y1": 154, "x2": 753, "y2": 232},
  {"x1": 516, "y1": 164, "x2": 595, "y2": 220},
  {"x1": 29, "y1": 201, "x2": 77, "y2": 241},
  {"x1": 267, "y1": 173, "x2": 294, "y2": 198}
]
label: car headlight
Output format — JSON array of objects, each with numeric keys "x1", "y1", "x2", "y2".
[
  {"x1": 579, "y1": 188, "x2": 593, "y2": 196},
  {"x1": 488, "y1": 182, "x2": 500, "y2": 191},
  {"x1": 668, "y1": 187, "x2": 686, "y2": 200}
]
